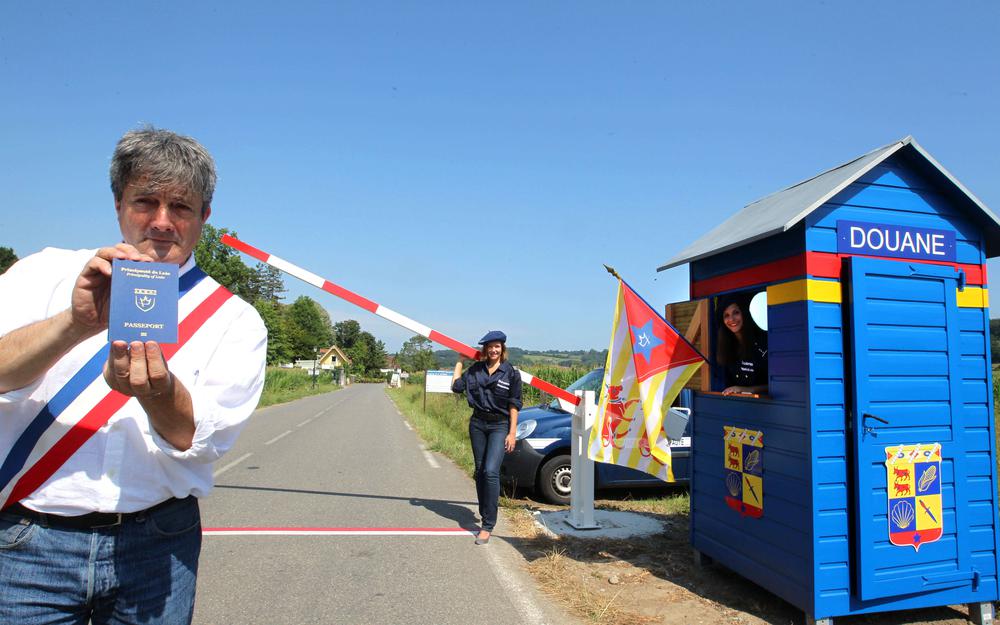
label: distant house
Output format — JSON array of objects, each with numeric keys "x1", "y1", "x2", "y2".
[
  {"x1": 294, "y1": 345, "x2": 352, "y2": 372},
  {"x1": 380, "y1": 355, "x2": 409, "y2": 380},
  {"x1": 317, "y1": 345, "x2": 351, "y2": 370}
]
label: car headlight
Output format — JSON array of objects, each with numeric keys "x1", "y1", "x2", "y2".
[{"x1": 515, "y1": 420, "x2": 537, "y2": 440}]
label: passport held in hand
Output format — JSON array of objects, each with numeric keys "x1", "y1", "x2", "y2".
[{"x1": 108, "y1": 259, "x2": 179, "y2": 344}]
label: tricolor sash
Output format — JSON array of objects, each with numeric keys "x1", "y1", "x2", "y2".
[{"x1": 0, "y1": 267, "x2": 234, "y2": 510}]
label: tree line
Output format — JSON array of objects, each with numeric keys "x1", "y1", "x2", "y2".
[
  {"x1": 195, "y1": 225, "x2": 388, "y2": 375},
  {"x1": 393, "y1": 337, "x2": 608, "y2": 374},
  {"x1": 0, "y1": 231, "x2": 388, "y2": 376}
]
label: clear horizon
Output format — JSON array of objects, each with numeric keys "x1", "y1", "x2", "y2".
[{"x1": 3, "y1": 3, "x2": 998, "y2": 351}]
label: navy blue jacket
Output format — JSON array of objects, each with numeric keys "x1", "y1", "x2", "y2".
[
  {"x1": 725, "y1": 335, "x2": 768, "y2": 388},
  {"x1": 452, "y1": 361, "x2": 523, "y2": 417}
]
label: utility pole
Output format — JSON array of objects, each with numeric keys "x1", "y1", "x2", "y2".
[{"x1": 312, "y1": 347, "x2": 319, "y2": 388}]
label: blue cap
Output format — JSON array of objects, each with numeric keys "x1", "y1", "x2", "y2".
[{"x1": 478, "y1": 330, "x2": 507, "y2": 345}]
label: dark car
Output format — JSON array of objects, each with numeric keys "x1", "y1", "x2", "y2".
[{"x1": 501, "y1": 368, "x2": 691, "y2": 504}]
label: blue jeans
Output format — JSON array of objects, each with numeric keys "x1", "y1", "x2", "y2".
[
  {"x1": 0, "y1": 497, "x2": 202, "y2": 625},
  {"x1": 469, "y1": 416, "x2": 509, "y2": 532}
]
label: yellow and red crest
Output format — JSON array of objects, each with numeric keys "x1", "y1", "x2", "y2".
[
  {"x1": 723, "y1": 426, "x2": 763, "y2": 518},
  {"x1": 885, "y1": 443, "x2": 942, "y2": 551}
]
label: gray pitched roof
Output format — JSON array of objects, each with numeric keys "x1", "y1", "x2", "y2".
[{"x1": 657, "y1": 136, "x2": 1000, "y2": 271}]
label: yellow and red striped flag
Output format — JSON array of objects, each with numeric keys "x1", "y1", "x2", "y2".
[{"x1": 587, "y1": 279, "x2": 705, "y2": 481}]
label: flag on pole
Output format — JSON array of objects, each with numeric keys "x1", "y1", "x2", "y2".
[{"x1": 587, "y1": 279, "x2": 705, "y2": 481}]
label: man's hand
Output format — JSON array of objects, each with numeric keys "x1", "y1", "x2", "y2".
[
  {"x1": 0, "y1": 244, "x2": 151, "y2": 393},
  {"x1": 72, "y1": 244, "x2": 150, "y2": 335},
  {"x1": 104, "y1": 340, "x2": 195, "y2": 450},
  {"x1": 104, "y1": 340, "x2": 174, "y2": 398}
]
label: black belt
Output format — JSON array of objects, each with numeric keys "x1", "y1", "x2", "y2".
[
  {"x1": 472, "y1": 410, "x2": 508, "y2": 422},
  {"x1": 5, "y1": 497, "x2": 191, "y2": 530}
]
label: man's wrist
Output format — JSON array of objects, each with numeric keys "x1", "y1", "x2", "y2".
[{"x1": 60, "y1": 309, "x2": 102, "y2": 344}]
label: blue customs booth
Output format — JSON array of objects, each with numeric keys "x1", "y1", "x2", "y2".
[{"x1": 658, "y1": 137, "x2": 1000, "y2": 625}]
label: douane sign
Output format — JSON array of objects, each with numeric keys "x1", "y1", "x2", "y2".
[{"x1": 836, "y1": 220, "x2": 956, "y2": 262}]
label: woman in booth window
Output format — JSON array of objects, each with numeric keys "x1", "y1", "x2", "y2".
[
  {"x1": 451, "y1": 330, "x2": 521, "y2": 545},
  {"x1": 716, "y1": 296, "x2": 768, "y2": 396}
]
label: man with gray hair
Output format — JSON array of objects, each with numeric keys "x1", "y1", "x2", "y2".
[{"x1": 0, "y1": 127, "x2": 267, "y2": 624}]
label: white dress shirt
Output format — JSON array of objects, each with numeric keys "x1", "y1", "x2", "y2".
[{"x1": 0, "y1": 248, "x2": 267, "y2": 515}]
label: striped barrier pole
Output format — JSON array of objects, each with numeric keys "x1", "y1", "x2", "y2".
[{"x1": 221, "y1": 234, "x2": 581, "y2": 407}]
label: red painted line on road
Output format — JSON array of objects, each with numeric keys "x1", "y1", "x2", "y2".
[{"x1": 203, "y1": 527, "x2": 475, "y2": 536}]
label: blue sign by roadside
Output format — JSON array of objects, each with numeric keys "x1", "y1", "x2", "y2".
[{"x1": 836, "y1": 220, "x2": 955, "y2": 262}]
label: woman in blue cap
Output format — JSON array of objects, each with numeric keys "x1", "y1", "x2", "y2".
[{"x1": 451, "y1": 330, "x2": 522, "y2": 545}]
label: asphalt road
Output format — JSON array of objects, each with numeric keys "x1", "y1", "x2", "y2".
[{"x1": 192, "y1": 384, "x2": 571, "y2": 625}]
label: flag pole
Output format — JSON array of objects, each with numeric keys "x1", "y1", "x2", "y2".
[
  {"x1": 221, "y1": 234, "x2": 581, "y2": 406},
  {"x1": 566, "y1": 264, "x2": 625, "y2": 529},
  {"x1": 601, "y1": 264, "x2": 707, "y2": 363}
]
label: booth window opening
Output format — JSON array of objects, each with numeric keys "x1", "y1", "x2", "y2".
[{"x1": 712, "y1": 290, "x2": 768, "y2": 398}]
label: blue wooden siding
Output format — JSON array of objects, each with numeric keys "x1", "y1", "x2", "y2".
[
  {"x1": 692, "y1": 292, "x2": 815, "y2": 612},
  {"x1": 804, "y1": 162, "x2": 984, "y2": 265},
  {"x1": 690, "y1": 227, "x2": 804, "y2": 283},
  {"x1": 803, "y1": 157, "x2": 999, "y2": 616},
  {"x1": 690, "y1": 393, "x2": 814, "y2": 611},
  {"x1": 688, "y1": 152, "x2": 998, "y2": 620}
]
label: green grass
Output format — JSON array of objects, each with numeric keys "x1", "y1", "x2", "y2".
[
  {"x1": 258, "y1": 367, "x2": 342, "y2": 408},
  {"x1": 386, "y1": 384, "x2": 476, "y2": 476},
  {"x1": 389, "y1": 371, "x2": 1000, "y2": 514},
  {"x1": 386, "y1": 382, "x2": 693, "y2": 515}
]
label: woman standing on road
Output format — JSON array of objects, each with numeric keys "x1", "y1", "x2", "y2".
[
  {"x1": 716, "y1": 296, "x2": 768, "y2": 396},
  {"x1": 452, "y1": 330, "x2": 522, "y2": 545}
]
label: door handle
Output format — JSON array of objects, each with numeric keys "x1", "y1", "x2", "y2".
[{"x1": 862, "y1": 413, "x2": 888, "y2": 435}]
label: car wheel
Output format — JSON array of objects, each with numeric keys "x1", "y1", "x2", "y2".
[{"x1": 538, "y1": 455, "x2": 572, "y2": 505}]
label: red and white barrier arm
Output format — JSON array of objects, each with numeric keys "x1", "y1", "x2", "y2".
[{"x1": 221, "y1": 234, "x2": 581, "y2": 407}]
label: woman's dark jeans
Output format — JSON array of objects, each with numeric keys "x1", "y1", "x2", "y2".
[{"x1": 468, "y1": 416, "x2": 509, "y2": 532}]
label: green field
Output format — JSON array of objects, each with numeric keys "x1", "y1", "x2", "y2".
[{"x1": 258, "y1": 367, "x2": 341, "y2": 407}]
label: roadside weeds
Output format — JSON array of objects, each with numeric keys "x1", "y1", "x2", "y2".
[{"x1": 386, "y1": 385, "x2": 980, "y2": 625}]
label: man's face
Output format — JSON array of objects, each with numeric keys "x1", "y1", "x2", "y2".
[{"x1": 115, "y1": 179, "x2": 211, "y2": 265}]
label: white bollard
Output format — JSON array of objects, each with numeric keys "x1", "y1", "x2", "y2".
[{"x1": 567, "y1": 389, "x2": 600, "y2": 529}]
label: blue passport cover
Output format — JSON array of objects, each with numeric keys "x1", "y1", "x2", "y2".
[{"x1": 108, "y1": 259, "x2": 179, "y2": 344}]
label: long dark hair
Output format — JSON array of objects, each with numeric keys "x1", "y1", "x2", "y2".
[{"x1": 716, "y1": 298, "x2": 763, "y2": 367}]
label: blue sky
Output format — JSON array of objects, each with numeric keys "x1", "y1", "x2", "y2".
[{"x1": 2, "y1": 3, "x2": 998, "y2": 351}]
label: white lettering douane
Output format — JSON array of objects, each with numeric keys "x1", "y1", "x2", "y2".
[
  {"x1": 900, "y1": 231, "x2": 916, "y2": 253},
  {"x1": 884, "y1": 231, "x2": 900, "y2": 252},
  {"x1": 868, "y1": 228, "x2": 884, "y2": 250},
  {"x1": 850, "y1": 226, "x2": 866, "y2": 248},
  {"x1": 932, "y1": 234, "x2": 945, "y2": 256},
  {"x1": 845, "y1": 224, "x2": 949, "y2": 258},
  {"x1": 916, "y1": 232, "x2": 932, "y2": 255}
]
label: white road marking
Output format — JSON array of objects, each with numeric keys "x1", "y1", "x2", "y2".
[
  {"x1": 297, "y1": 418, "x2": 313, "y2": 428},
  {"x1": 484, "y1": 540, "x2": 549, "y2": 625},
  {"x1": 265, "y1": 431, "x2": 292, "y2": 446},
  {"x1": 213, "y1": 452, "x2": 253, "y2": 477},
  {"x1": 420, "y1": 446, "x2": 440, "y2": 469},
  {"x1": 402, "y1": 420, "x2": 413, "y2": 431}
]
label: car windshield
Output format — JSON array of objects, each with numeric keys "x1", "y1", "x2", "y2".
[{"x1": 548, "y1": 368, "x2": 605, "y2": 411}]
